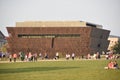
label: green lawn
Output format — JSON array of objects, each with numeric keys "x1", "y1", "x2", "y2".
[{"x1": 0, "y1": 60, "x2": 120, "y2": 80}]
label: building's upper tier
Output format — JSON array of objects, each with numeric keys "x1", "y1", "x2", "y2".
[{"x1": 16, "y1": 21, "x2": 102, "y2": 29}]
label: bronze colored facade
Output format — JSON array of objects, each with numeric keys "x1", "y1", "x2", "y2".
[{"x1": 6, "y1": 26, "x2": 110, "y2": 58}]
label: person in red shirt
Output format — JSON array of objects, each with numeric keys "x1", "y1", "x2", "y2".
[
  {"x1": 13, "y1": 53, "x2": 17, "y2": 62},
  {"x1": 108, "y1": 61, "x2": 114, "y2": 69}
]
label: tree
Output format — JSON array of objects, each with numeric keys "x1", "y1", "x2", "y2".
[
  {"x1": 111, "y1": 41, "x2": 120, "y2": 54},
  {"x1": 1, "y1": 44, "x2": 8, "y2": 53}
]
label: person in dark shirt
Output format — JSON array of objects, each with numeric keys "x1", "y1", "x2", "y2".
[{"x1": 113, "y1": 61, "x2": 119, "y2": 69}]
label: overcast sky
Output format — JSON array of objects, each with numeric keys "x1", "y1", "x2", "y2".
[{"x1": 0, "y1": 0, "x2": 120, "y2": 36}]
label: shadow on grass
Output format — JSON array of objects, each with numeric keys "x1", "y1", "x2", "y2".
[{"x1": 0, "y1": 67, "x2": 79, "y2": 74}]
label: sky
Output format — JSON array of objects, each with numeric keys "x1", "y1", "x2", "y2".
[{"x1": 0, "y1": 0, "x2": 120, "y2": 36}]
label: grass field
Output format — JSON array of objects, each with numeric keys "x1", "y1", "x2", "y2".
[{"x1": 0, "y1": 60, "x2": 120, "y2": 80}]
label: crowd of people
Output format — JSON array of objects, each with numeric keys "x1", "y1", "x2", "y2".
[
  {"x1": 0, "y1": 50, "x2": 120, "y2": 70},
  {"x1": 66, "y1": 53, "x2": 75, "y2": 60},
  {"x1": 9, "y1": 51, "x2": 38, "y2": 62},
  {"x1": 6, "y1": 51, "x2": 77, "y2": 62},
  {"x1": 7, "y1": 51, "x2": 120, "y2": 70},
  {"x1": 6, "y1": 51, "x2": 58, "y2": 62}
]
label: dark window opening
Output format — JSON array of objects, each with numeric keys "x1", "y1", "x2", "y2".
[
  {"x1": 97, "y1": 44, "x2": 101, "y2": 48},
  {"x1": 18, "y1": 34, "x2": 80, "y2": 38},
  {"x1": 51, "y1": 38, "x2": 54, "y2": 48}
]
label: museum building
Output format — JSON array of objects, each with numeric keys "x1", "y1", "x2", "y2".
[{"x1": 6, "y1": 21, "x2": 110, "y2": 58}]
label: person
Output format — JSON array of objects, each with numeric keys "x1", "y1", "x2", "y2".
[
  {"x1": 113, "y1": 61, "x2": 119, "y2": 69},
  {"x1": 105, "y1": 54, "x2": 109, "y2": 60},
  {"x1": 93, "y1": 53, "x2": 97, "y2": 59},
  {"x1": 20, "y1": 51, "x2": 25, "y2": 61},
  {"x1": 96, "y1": 52, "x2": 100, "y2": 59},
  {"x1": 104, "y1": 61, "x2": 119, "y2": 69},
  {"x1": 28, "y1": 52, "x2": 32, "y2": 61},
  {"x1": 104, "y1": 61, "x2": 113, "y2": 69},
  {"x1": 56, "y1": 52, "x2": 59, "y2": 59},
  {"x1": 13, "y1": 53, "x2": 17, "y2": 62},
  {"x1": 72, "y1": 53, "x2": 75, "y2": 60},
  {"x1": 25, "y1": 54, "x2": 28, "y2": 61},
  {"x1": 39, "y1": 53, "x2": 42, "y2": 60},
  {"x1": 44, "y1": 53, "x2": 48, "y2": 59},
  {"x1": 9, "y1": 54, "x2": 12, "y2": 62},
  {"x1": 33, "y1": 52, "x2": 37, "y2": 61},
  {"x1": 66, "y1": 54, "x2": 70, "y2": 60},
  {"x1": 66, "y1": 54, "x2": 68, "y2": 60},
  {"x1": 108, "y1": 61, "x2": 114, "y2": 69},
  {"x1": 87, "y1": 53, "x2": 91, "y2": 59}
]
